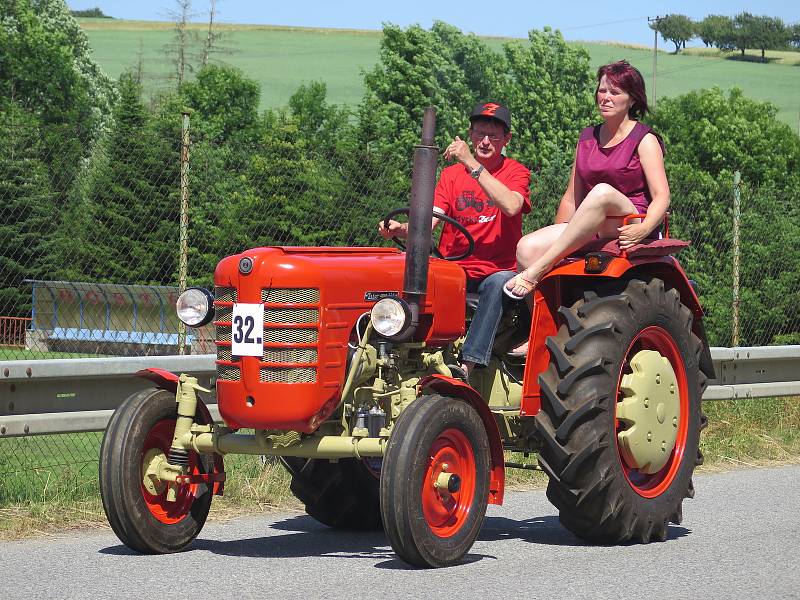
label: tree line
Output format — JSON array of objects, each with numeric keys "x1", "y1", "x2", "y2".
[
  {"x1": 2, "y1": 0, "x2": 800, "y2": 346},
  {"x1": 652, "y1": 13, "x2": 800, "y2": 59}
]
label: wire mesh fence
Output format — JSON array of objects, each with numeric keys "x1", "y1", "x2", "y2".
[
  {"x1": 0, "y1": 112, "x2": 797, "y2": 360},
  {"x1": 1, "y1": 110, "x2": 799, "y2": 508}
]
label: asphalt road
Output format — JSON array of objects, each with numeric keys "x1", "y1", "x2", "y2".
[{"x1": 3, "y1": 465, "x2": 799, "y2": 599}]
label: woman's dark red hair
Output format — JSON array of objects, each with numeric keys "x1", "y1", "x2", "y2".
[{"x1": 596, "y1": 60, "x2": 649, "y2": 119}]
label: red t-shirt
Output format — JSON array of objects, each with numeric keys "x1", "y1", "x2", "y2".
[{"x1": 434, "y1": 157, "x2": 531, "y2": 280}]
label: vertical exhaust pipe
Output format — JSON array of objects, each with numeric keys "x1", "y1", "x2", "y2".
[{"x1": 397, "y1": 107, "x2": 438, "y2": 341}]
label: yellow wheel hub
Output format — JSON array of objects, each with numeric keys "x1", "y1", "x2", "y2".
[
  {"x1": 142, "y1": 448, "x2": 168, "y2": 495},
  {"x1": 617, "y1": 349, "x2": 680, "y2": 474}
]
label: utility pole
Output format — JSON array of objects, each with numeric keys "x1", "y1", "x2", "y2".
[{"x1": 648, "y1": 16, "x2": 663, "y2": 109}]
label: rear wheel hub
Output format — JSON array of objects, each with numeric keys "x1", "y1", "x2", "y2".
[{"x1": 617, "y1": 349, "x2": 680, "y2": 474}]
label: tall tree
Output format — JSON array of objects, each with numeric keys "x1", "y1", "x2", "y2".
[
  {"x1": 0, "y1": 102, "x2": 54, "y2": 317},
  {"x1": 748, "y1": 15, "x2": 788, "y2": 61},
  {"x1": 650, "y1": 14, "x2": 695, "y2": 54},
  {"x1": 696, "y1": 15, "x2": 733, "y2": 49},
  {"x1": 165, "y1": 0, "x2": 195, "y2": 87},
  {"x1": 60, "y1": 74, "x2": 180, "y2": 285}
]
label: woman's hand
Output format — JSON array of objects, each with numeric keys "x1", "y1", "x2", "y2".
[{"x1": 618, "y1": 223, "x2": 649, "y2": 249}]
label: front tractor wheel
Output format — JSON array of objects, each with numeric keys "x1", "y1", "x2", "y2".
[
  {"x1": 380, "y1": 394, "x2": 490, "y2": 568},
  {"x1": 99, "y1": 388, "x2": 215, "y2": 553},
  {"x1": 535, "y1": 278, "x2": 707, "y2": 543}
]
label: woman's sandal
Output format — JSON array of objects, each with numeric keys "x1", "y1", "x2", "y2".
[{"x1": 503, "y1": 273, "x2": 538, "y2": 301}]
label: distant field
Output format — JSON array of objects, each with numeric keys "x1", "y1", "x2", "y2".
[{"x1": 78, "y1": 19, "x2": 800, "y2": 128}]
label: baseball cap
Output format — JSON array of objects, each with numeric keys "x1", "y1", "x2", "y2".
[{"x1": 469, "y1": 102, "x2": 511, "y2": 130}]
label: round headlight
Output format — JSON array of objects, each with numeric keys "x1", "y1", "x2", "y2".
[
  {"x1": 176, "y1": 288, "x2": 215, "y2": 327},
  {"x1": 370, "y1": 298, "x2": 410, "y2": 337}
]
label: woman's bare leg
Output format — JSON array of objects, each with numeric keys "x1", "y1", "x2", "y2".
[{"x1": 506, "y1": 183, "x2": 637, "y2": 297}]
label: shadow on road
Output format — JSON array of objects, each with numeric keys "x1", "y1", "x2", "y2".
[
  {"x1": 481, "y1": 515, "x2": 690, "y2": 546},
  {"x1": 98, "y1": 512, "x2": 689, "y2": 562}
]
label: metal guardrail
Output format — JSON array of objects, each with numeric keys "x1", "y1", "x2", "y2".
[{"x1": 1, "y1": 347, "x2": 799, "y2": 438}]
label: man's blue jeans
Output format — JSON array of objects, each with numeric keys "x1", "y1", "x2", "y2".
[{"x1": 460, "y1": 270, "x2": 517, "y2": 366}]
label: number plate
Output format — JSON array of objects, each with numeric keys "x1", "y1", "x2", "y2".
[{"x1": 231, "y1": 303, "x2": 264, "y2": 357}]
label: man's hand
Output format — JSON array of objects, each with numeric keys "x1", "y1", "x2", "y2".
[
  {"x1": 443, "y1": 136, "x2": 476, "y2": 167},
  {"x1": 618, "y1": 223, "x2": 650, "y2": 250},
  {"x1": 377, "y1": 219, "x2": 408, "y2": 240}
]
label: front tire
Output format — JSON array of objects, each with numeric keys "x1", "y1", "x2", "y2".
[
  {"x1": 380, "y1": 395, "x2": 490, "y2": 568},
  {"x1": 99, "y1": 388, "x2": 214, "y2": 553},
  {"x1": 535, "y1": 277, "x2": 707, "y2": 543}
]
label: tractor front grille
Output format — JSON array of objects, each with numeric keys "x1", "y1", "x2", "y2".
[{"x1": 215, "y1": 286, "x2": 320, "y2": 383}]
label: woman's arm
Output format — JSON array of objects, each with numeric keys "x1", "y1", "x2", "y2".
[
  {"x1": 618, "y1": 133, "x2": 670, "y2": 248},
  {"x1": 554, "y1": 157, "x2": 582, "y2": 224}
]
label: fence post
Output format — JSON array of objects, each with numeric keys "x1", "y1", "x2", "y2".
[
  {"x1": 177, "y1": 111, "x2": 190, "y2": 355},
  {"x1": 732, "y1": 170, "x2": 741, "y2": 347}
]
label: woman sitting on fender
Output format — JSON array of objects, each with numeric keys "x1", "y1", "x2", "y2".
[{"x1": 505, "y1": 60, "x2": 669, "y2": 306}]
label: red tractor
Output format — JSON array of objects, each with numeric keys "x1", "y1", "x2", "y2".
[{"x1": 100, "y1": 108, "x2": 713, "y2": 568}]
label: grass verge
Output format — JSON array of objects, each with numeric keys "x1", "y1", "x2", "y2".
[{"x1": 1, "y1": 397, "x2": 798, "y2": 540}]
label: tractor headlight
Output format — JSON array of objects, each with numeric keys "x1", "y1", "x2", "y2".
[
  {"x1": 370, "y1": 298, "x2": 410, "y2": 337},
  {"x1": 176, "y1": 288, "x2": 215, "y2": 327}
]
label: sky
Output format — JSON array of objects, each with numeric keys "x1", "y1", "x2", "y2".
[{"x1": 67, "y1": 1, "x2": 799, "y2": 47}]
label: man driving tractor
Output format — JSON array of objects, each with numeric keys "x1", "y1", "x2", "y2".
[{"x1": 378, "y1": 102, "x2": 531, "y2": 378}]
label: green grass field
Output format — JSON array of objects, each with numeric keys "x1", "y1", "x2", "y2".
[{"x1": 77, "y1": 19, "x2": 800, "y2": 129}]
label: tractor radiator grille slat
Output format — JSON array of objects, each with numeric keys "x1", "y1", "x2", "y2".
[
  {"x1": 260, "y1": 367, "x2": 316, "y2": 383},
  {"x1": 214, "y1": 305, "x2": 233, "y2": 323},
  {"x1": 215, "y1": 287, "x2": 237, "y2": 303},
  {"x1": 264, "y1": 308, "x2": 319, "y2": 323},
  {"x1": 217, "y1": 365, "x2": 241, "y2": 381},
  {"x1": 262, "y1": 288, "x2": 320, "y2": 304},
  {"x1": 263, "y1": 328, "x2": 318, "y2": 344},
  {"x1": 263, "y1": 348, "x2": 318, "y2": 363}
]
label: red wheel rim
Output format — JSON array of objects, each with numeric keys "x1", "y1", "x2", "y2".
[
  {"x1": 140, "y1": 419, "x2": 201, "y2": 524},
  {"x1": 615, "y1": 326, "x2": 689, "y2": 498},
  {"x1": 421, "y1": 428, "x2": 477, "y2": 538}
]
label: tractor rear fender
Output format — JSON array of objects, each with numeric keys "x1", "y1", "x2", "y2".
[
  {"x1": 419, "y1": 374, "x2": 505, "y2": 505},
  {"x1": 134, "y1": 368, "x2": 225, "y2": 495}
]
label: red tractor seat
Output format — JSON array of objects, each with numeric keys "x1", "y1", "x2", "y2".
[{"x1": 573, "y1": 237, "x2": 690, "y2": 258}]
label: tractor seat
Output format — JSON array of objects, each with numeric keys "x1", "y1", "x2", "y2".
[{"x1": 571, "y1": 237, "x2": 690, "y2": 258}]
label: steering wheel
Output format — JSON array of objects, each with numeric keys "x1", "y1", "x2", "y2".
[{"x1": 382, "y1": 208, "x2": 475, "y2": 262}]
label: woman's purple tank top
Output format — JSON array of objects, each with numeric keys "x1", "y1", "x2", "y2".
[{"x1": 574, "y1": 121, "x2": 664, "y2": 214}]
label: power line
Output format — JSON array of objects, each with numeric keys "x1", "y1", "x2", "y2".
[{"x1": 561, "y1": 16, "x2": 648, "y2": 31}]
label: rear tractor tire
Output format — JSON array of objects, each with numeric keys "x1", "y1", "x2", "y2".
[
  {"x1": 281, "y1": 457, "x2": 382, "y2": 531},
  {"x1": 535, "y1": 277, "x2": 708, "y2": 543},
  {"x1": 380, "y1": 395, "x2": 490, "y2": 568},
  {"x1": 99, "y1": 388, "x2": 215, "y2": 553}
]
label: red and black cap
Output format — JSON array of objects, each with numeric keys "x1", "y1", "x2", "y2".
[{"x1": 469, "y1": 102, "x2": 511, "y2": 130}]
